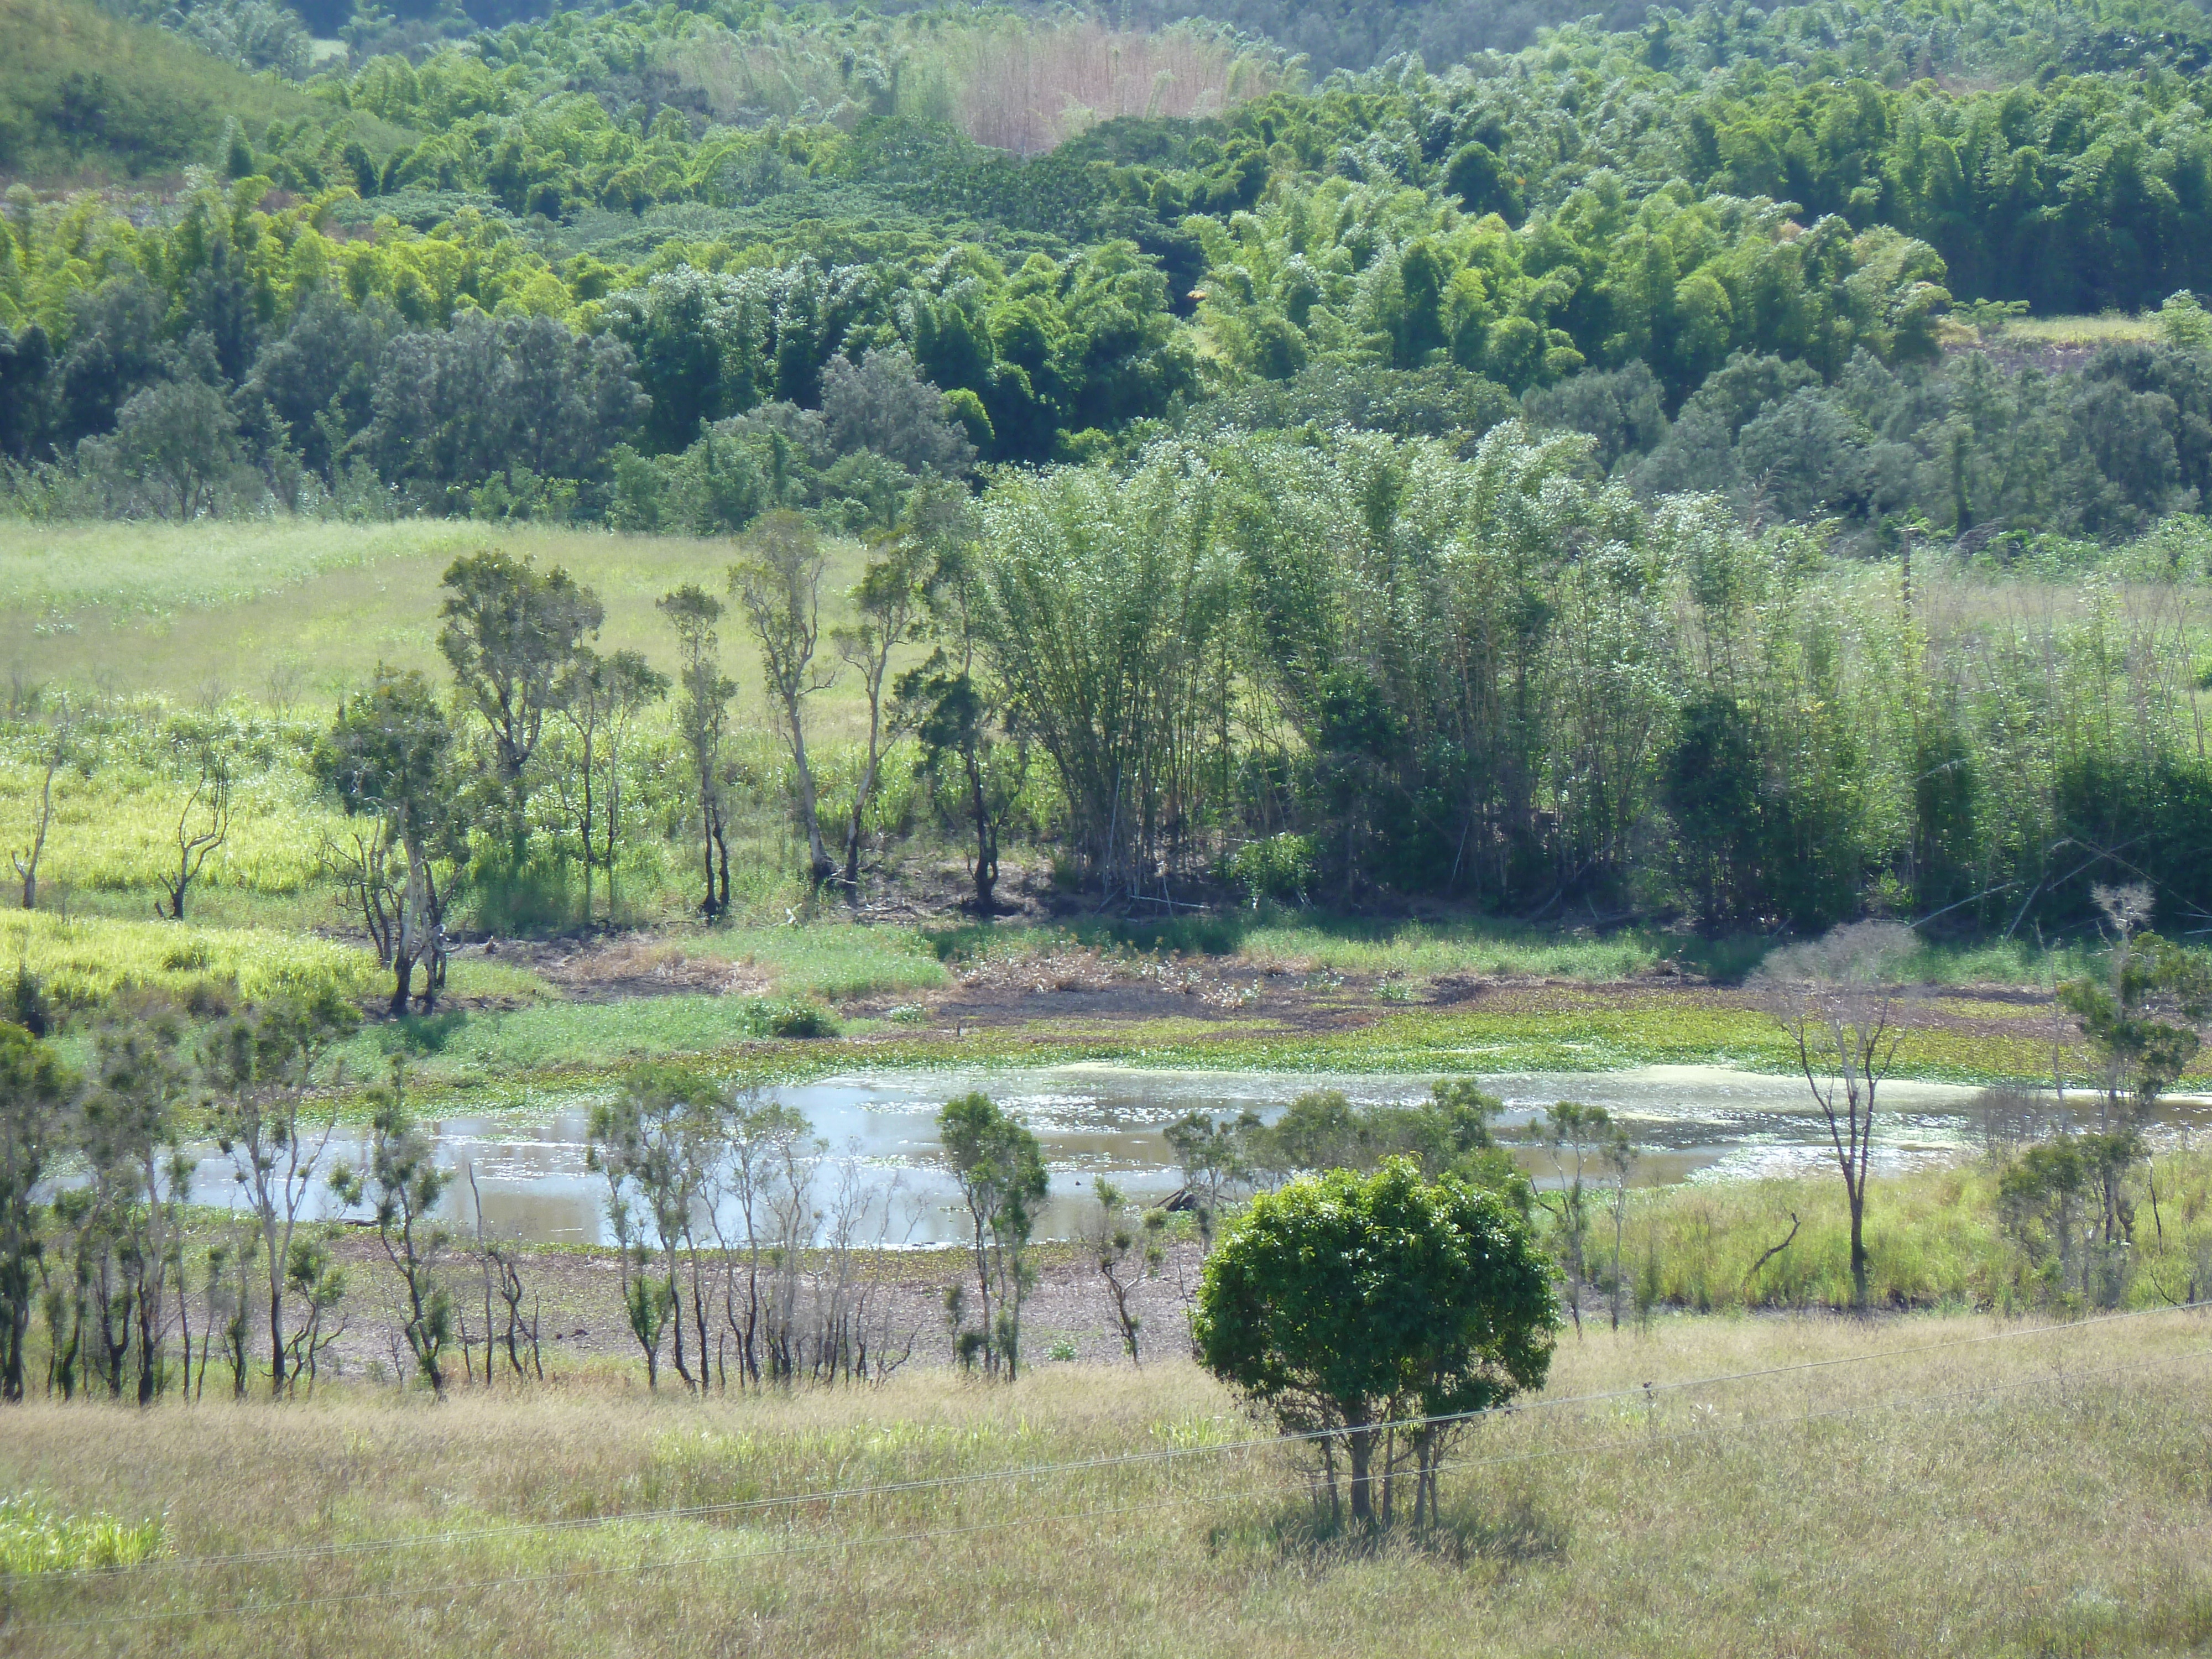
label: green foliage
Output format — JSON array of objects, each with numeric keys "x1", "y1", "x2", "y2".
[
  {"x1": 0, "y1": 0, "x2": 393, "y2": 176},
  {"x1": 1194, "y1": 1159, "x2": 1557, "y2": 1525},
  {"x1": 328, "y1": 1061, "x2": 451, "y2": 1392},
  {"x1": 937, "y1": 1090, "x2": 1047, "y2": 1380},
  {"x1": 0, "y1": 1492, "x2": 162, "y2": 1572}
]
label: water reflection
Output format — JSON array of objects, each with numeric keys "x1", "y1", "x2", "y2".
[{"x1": 171, "y1": 1065, "x2": 2212, "y2": 1246}]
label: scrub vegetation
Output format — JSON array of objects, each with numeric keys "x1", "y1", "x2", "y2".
[{"x1": 7, "y1": 0, "x2": 2212, "y2": 1645}]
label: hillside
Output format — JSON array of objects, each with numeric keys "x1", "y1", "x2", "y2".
[{"x1": 0, "y1": 0, "x2": 413, "y2": 177}]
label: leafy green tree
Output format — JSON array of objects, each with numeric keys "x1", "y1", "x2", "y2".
[
  {"x1": 86, "y1": 377, "x2": 242, "y2": 519},
  {"x1": 366, "y1": 314, "x2": 646, "y2": 508},
  {"x1": 937, "y1": 1092, "x2": 1048, "y2": 1380},
  {"x1": 203, "y1": 988, "x2": 360, "y2": 1398},
  {"x1": 1194, "y1": 1160, "x2": 1557, "y2": 1528},
  {"x1": 2059, "y1": 886, "x2": 2212, "y2": 1128},
  {"x1": 658, "y1": 585, "x2": 737, "y2": 920},
  {"x1": 316, "y1": 667, "x2": 456, "y2": 1014},
  {"x1": 241, "y1": 292, "x2": 399, "y2": 483},
  {"x1": 978, "y1": 448, "x2": 1233, "y2": 894},
  {"x1": 52, "y1": 275, "x2": 169, "y2": 448},
  {"x1": 438, "y1": 549, "x2": 604, "y2": 847},
  {"x1": 820, "y1": 347, "x2": 975, "y2": 478}
]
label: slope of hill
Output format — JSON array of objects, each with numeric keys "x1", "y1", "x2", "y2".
[{"x1": 0, "y1": 0, "x2": 409, "y2": 178}]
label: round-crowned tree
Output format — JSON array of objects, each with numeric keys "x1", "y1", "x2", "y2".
[{"x1": 1193, "y1": 1159, "x2": 1557, "y2": 1528}]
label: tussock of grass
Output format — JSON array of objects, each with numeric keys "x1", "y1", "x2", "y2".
[
  {"x1": 708, "y1": 925, "x2": 950, "y2": 1000},
  {"x1": 0, "y1": 1493, "x2": 163, "y2": 1575},
  {"x1": 6, "y1": 1317, "x2": 2212, "y2": 1653}
]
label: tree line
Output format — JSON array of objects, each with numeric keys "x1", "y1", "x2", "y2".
[
  {"x1": 25, "y1": 0, "x2": 2212, "y2": 532},
  {"x1": 0, "y1": 977, "x2": 1094, "y2": 1400}
]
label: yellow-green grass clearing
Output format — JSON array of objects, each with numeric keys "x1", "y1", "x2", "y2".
[
  {"x1": 4, "y1": 1310, "x2": 2210, "y2": 1654},
  {"x1": 0, "y1": 520, "x2": 915, "y2": 740},
  {"x1": 1999, "y1": 311, "x2": 2162, "y2": 346}
]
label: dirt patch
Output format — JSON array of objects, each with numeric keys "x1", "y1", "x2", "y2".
[
  {"x1": 314, "y1": 1233, "x2": 1209, "y2": 1384},
  {"x1": 472, "y1": 936, "x2": 775, "y2": 1003}
]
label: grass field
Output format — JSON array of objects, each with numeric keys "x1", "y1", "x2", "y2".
[
  {"x1": 2, "y1": 1308, "x2": 2208, "y2": 1655},
  {"x1": 0, "y1": 520, "x2": 897, "y2": 739}
]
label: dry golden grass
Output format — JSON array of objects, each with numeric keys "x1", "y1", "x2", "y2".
[{"x1": 4, "y1": 1310, "x2": 2210, "y2": 1655}]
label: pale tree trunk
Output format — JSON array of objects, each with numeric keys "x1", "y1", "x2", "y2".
[{"x1": 785, "y1": 698, "x2": 832, "y2": 886}]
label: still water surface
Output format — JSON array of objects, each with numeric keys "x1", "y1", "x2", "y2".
[{"x1": 173, "y1": 1065, "x2": 2212, "y2": 1246}]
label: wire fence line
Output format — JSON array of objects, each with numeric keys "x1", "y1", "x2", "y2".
[
  {"x1": 9, "y1": 1299, "x2": 2206, "y2": 1587},
  {"x1": 18, "y1": 1335, "x2": 2212, "y2": 1635},
  {"x1": 9, "y1": 1303, "x2": 2209, "y2": 1632}
]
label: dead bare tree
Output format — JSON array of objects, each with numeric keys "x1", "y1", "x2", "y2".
[
  {"x1": 1752, "y1": 921, "x2": 1917, "y2": 1311},
  {"x1": 318, "y1": 827, "x2": 399, "y2": 966},
  {"x1": 12, "y1": 696, "x2": 73, "y2": 911},
  {"x1": 156, "y1": 743, "x2": 231, "y2": 921},
  {"x1": 1089, "y1": 1178, "x2": 1164, "y2": 1364}
]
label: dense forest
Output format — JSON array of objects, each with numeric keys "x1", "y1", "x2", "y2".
[{"x1": 3, "y1": 0, "x2": 2211, "y2": 940}]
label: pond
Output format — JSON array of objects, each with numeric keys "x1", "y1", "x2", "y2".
[{"x1": 172, "y1": 1062, "x2": 2212, "y2": 1248}]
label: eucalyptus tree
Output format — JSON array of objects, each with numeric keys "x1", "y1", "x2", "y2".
[
  {"x1": 154, "y1": 738, "x2": 231, "y2": 922},
  {"x1": 589, "y1": 1067, "x2": 719, "y2": 1390},
  {"x1": 897, "y1": 511, "x2": 1027, "y2": 911},
  {"x1": 0, "y1": 1022, "x2": 75, "y2": 1402},
  {"x1": 733, "y1": 512, "x2": 837, "y2": 889},
  {"x1": 698, "y1": 1091, "x2": 818, "y2": 1388},
  {"x1": 938, "y1": 1092, "x2": 1048, "y2": 1380},
  {"x1": 1531, "y1": 1100, "x2": 1610, "y2": 1335},
  {"x1": 832, "y1": 519, "x2": 933, "y2": 898},
  {"x1": 315, "y1": 669, "x2": 457, "y2": 1014},
  {"x1": 331, "y1": 1062, "x2": 451, "y2": 1396},
  {"x1": 438, "y1": 549, "x2": 604, "y2": 846},
  {"x1": 658, "y1": 585, "x2": 737, "y2": 920},
  {"x1": 555, "y1": 648, "x2": 670, "y2": 924},
  {"x1": 204, "y1": 988, "x2": 360, "y2": 1397},
  {"x1": 85, "y1": 1003, "x2": 195, "y2": 1402},
  {"x1": 1599, "y1": 1120, "x2": 1640, "y2": 1332},
  {"x1": 11, "y1": 693, "x2": 72, "y2": 912}
]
